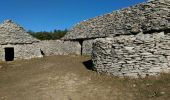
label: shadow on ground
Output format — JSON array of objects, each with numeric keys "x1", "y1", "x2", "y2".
[{"x1": 83, "y1": 59, "x2": 94, "y2": 71}]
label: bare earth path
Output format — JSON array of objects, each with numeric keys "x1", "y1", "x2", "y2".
[{"x1": 0, "y1": 56, "x2": 170, "y2": 100}]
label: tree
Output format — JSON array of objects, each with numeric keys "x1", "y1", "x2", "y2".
[{"x1": 28, "y1": 29, "x2": 67, "y2": 40}]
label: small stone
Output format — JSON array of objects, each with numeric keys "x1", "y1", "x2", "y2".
[
  {"x1": 166, "y1": 56, "x2": 170, "y2": 61},
  {"x1": 118, "y1": 61, "x2": 126, "y2": 64},
  {"x1": 140, "y1": 52, "x2": 152, "y2": 56},
  {"x1": 132, "y1": 84, "x2": 136, "y2": 87},
  {"x1": 146, "y1": 83, "x2": 152, "y2": 86},
  {"x1": 160, "y1": 91, "x2": 165, "y2": 95},
  {"x1": 124, "y1": 47, "x2": 135, "y2": 52}
]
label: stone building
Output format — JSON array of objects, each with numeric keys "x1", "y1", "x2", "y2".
[
  {"x1": 0, "y1": 20, "x2": 81, "y2": 61},
  {"x1": 63, "y1": 0, "x2": 170, "y2": 55},
  {"x1": 91, "y1": 0, "x2": 170, "y2": 78},
  {"x1": 0, "y1": 20, "x2": 42, "y2": 61},
  {"x1": 1, "y1": 0, "x2": 170, "y2": 77},
  {"x1": 63, "y1": 0, "x2": 170, "y2": 77}
]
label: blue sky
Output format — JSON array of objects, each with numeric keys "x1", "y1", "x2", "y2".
[{"x1": 0, "y1": 0, "x2": 146, "y2": 32}]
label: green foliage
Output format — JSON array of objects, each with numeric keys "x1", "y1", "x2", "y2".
[{"x1": 28, "y1": 29, "x2": 68, "y2": 40}]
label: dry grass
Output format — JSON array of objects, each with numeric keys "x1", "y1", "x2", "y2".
[{"x1": 0, "y1": 55, "x2": 170, "y2": 100}]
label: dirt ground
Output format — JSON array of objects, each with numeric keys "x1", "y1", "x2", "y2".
[{"x1": 0, "y1": 55, "x2": 170, "y2": 100}]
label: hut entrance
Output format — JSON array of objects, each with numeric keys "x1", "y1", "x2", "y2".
[
  {"x1": 5, "y1": 47, "x2": 14, "y2": 61},
  {"x1": 77, "y1": 39, "x2": 84, "y2": 55}
]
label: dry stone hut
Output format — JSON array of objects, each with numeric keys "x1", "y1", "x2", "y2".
[
  {"x1": 64, "y1": 0, "x2": 170, "y2": 77},
  {"x1": 0, "y1": 20, "x2": 81, "y2": 61},
  {"x1": 0, "y1": 20, "x2": 42, "y2": 61},
  {"x1": 63, "y1": 0, "x2": 170, "y2": 56},
  {"x1": 92, "y1": 0, "x2": 170, "y2": 78}
]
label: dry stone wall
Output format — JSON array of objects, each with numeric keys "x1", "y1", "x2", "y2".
[
  {"x1": 0, "y1": 20, "x2": 81, "y2": 61},
  {"x1": 92, "y1": 32, "x2": 170, "y2": 78},
  {"x1": 82, "y1": 38, "x2": 105, "y2": 55},
  {"x1": 61, "y1": 0, "x2": 170, "y2": 78},
  {"x1": 82, "y1": 40, "x2": 94, "y2": 55},
  {"x1": 63, "y1": 0, "x2": 170, "y2": 40},
  {"x1": 39, "y1": 40, "x2": 81, "y2": 56},
  {"x1": 0, "y1": 43, "x2": 42, "y2": 61},
  {"x1": 0, "y1": 40, "x2": 81, "y2": 61}
]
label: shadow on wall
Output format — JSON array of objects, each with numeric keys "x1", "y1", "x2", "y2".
[{"x1": 83, "y1": 60, "x2": 95, "y2": 71}]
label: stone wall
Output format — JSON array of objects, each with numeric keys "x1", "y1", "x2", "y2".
[
  {"x1": 82, "y1": 39, "x2": 105, "y2": 55},
  {"x1": 0, "y1": 43, "x2": 42, "y2": 61},
  {"x1": 63, "y1": 0, "x2": 170, "y2": 40},
  {"x1": 39, "y1": 40, "x2": 81, "y2": 56},
  {"x1": 0, "y1": 40, "x2": 81, "y2": 61},
  {"x1": 82, "y1": 40, "x2": 94, "y2": 55},
  {"x1": 92, "y1": 32, "x2": 170, "y2": 78}
]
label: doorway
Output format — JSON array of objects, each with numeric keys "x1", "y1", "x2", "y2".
[
  {"x1": 5, "y1": 47, "x2": 14, "y2": 61},
  {"x1": 78, "y1": 39, "x2": 84, "y2": 55}
]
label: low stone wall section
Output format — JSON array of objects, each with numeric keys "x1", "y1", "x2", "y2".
[
  {"x1": 92, "y1": 32, "x2": 170, "y2": 78},
  {"x1": 39, "y1": 40, "x2": 81, "y2": 56},
  {"x1": 82, "y1": 40, "x2": 94, "y2": 55}
]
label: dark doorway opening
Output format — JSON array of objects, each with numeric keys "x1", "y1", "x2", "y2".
[
  {"x1": 5, "y1": 47, "x2": 14, "y2": 61},
  {"x1": 83, "y1": 60, "x2": 94, "y2": 71},
  {"x1": 78, "y1": 39, "x2": 84, "y2": 55},
  {"x1": 40, "y1": 49, "x2": 45, "y2": 56}
]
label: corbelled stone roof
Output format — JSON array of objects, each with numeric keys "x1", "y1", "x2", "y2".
[
  {"x1": 0, "y1": 20, "x2": 39, "y2": 44},
  {"x1": 63, "y1": 0, "x2": 170, "y2": 40}
]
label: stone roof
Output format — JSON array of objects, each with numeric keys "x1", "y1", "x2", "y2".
[
  {"x1": 63, "y1": 0, "x2": 170, "y2": 40},
  {"x1": 0, "y1": 20, "x2": 39, "y2": 44}
]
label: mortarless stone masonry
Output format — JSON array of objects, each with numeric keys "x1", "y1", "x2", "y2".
[
  {"x1": 0, "y1": 20, "x2": 42, "y2": 61},
  {"x1": 64, "y1": 0, "x2": 170, "y2": 39},
  {"x1": 91, "y1": 0, "x2": 170, "y2": 77},
  {"x1": 92, "y1": 32, "x2": 170, "y2": 78},
  {"x1": 1, "y1": 0, "x2": 170, "y2": 78},
  {"x1": 39, "y1": 40, "x2": 81, "y2": 56},
  {"x1": 62, "y1": 0, "x2": 170, "y2": 77},
  {"x1": 0, "y1": 20, "x2": 81, "y2": 61},
  {"x1": 63, "y1": 0, "x2": 170, "y2": 55}
]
